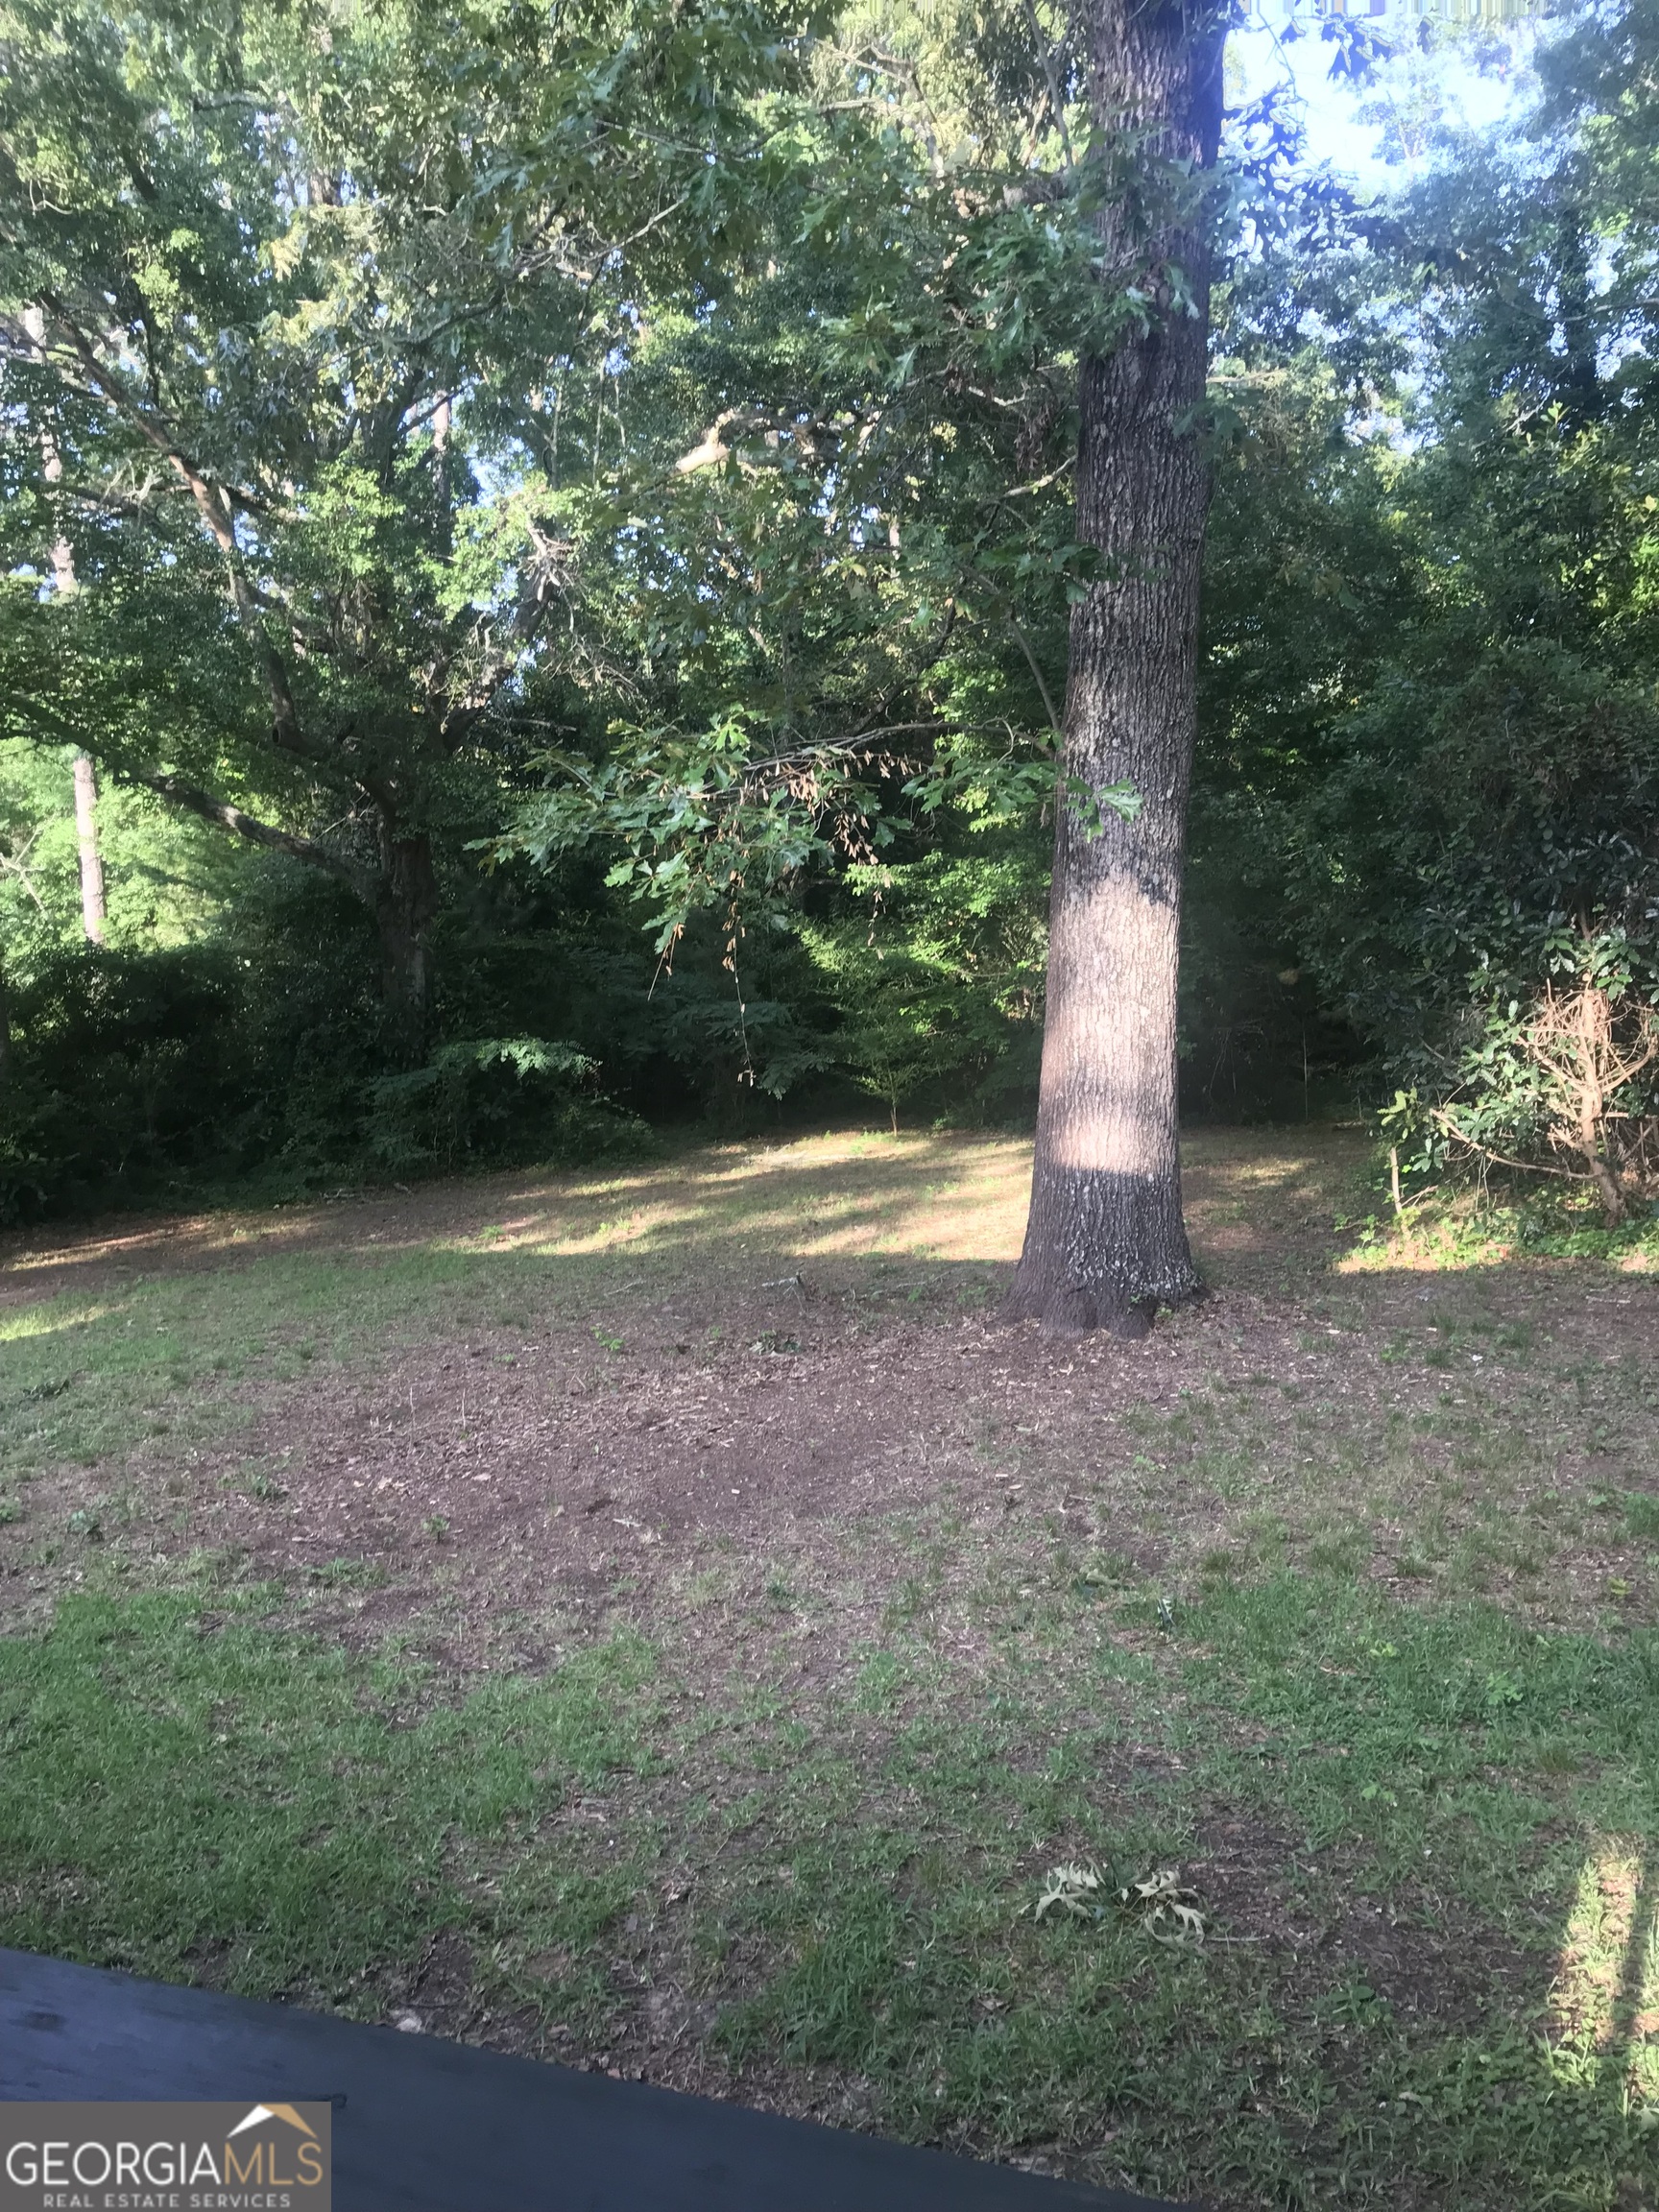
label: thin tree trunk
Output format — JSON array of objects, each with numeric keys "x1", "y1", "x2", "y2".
[
  {"x1": 431, "y1": 394, "x2": 453, "y2": 554},
  {"x1": 73, "y1": 752, "x2": 107, "y2": 943},
  {"x1": 0, "y1": 945, "x2": 11, "y2": 1084},
  {"x1": 26, "y1": 307, "x2": 108, "y2": 948},
  {"x1": 376, "y1": 831, "x2": 441, "y2": 1044},
  {"x1": 1575, "y1": 988, "x2": 1626, "y2": 1225},
  {"x1": 1005, "y1": 0, "x2": 1225, "y2": 1336}
]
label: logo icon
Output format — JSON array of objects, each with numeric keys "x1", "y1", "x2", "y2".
[
  {"x1": 228, "y1": 2104, "x2": 321, "y2": 2141},
  {"x1": 0, "y1": 2099, "x2": 332, "y2": 2210}
]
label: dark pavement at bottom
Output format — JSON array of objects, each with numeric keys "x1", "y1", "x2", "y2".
[{"x1": 0, "y1": 1948, "x2": 1198, "y2": 2212}]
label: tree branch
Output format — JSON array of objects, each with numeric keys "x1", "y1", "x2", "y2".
[
  {"x1": 1010, "y1": 618, "x2": 1062, "y2": 733},
  {"x1": 1020, "y1": 0, "x2": 1076, "y2": 172},
  {"x1": 1429, "y1": 1110, "x2": 1589, "y2": 1183},
  {"x1": 30, "y1": 300, "x2": 317, "y2": 763},
  {"x1": 736, "y1": 719, "x2": 950, "y2": 779},
  {"x1": 437, "y1": 530, "x2": 572, "y2": 750},
  {"x1": 118, "y1": 767, "x2": 378, "y2": 905}
]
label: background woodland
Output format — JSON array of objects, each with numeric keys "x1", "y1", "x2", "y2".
[{"x1": 1, "y1": 0, "x2": 1655, "y2": 1227}]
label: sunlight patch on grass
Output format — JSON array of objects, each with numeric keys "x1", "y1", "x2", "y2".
[
  {"x1": 1550, "y1": 1844, "x2": 1659, "y2": 2110},
  {"x1": 0, "y1": 1302, "x2": 120, "y2": 1343},
  {"x1": 423, "y1": 1133, "x2": 1036, "y2": 1267},
  {"x1": 2, "y1": 1124, "x2": 1377, "y2": 1316},
  {"x1": 1335, "y1": 1201, "x2": 1659, "y2": 1276}
]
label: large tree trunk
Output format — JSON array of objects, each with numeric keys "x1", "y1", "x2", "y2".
[
  {"x1": 1005, "y1": 0, "x2": 1225, "y2": 1337},
  {"x1": 375, "y1": 830, "x2": 441, "y2": 1043},
  {"x1": 72, "y1": 752, "x2": 107, "y2": 943}
]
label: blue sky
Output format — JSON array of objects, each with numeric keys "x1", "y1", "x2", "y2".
[{"x1": 1229, "y1": 8, "x2": 1537, "y2": 191}]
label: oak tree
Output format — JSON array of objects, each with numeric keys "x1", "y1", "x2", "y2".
[{"x1": 1004, "y1": 0, "x2": 1227, "y2": 1334}]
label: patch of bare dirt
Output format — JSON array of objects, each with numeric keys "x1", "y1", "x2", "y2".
[
  {"x1": 4, "y1": 1127, "x2": 1657, "y2": 1654},
  {"x1": 1191, "y1": 1810, "x2": 1539, "y2": 2032}
]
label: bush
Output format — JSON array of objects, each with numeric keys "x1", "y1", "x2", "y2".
[{"x1": 0, "y1": 933, "x2": 640, "y2": 1223}]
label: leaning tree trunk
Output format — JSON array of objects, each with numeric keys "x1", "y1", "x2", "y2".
[{"x1": 1005, "y1": 0, "x2": 1225, "y2": 1337}]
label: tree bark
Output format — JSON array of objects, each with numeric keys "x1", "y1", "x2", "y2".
[
  {"x1": 1005, "y1": 0, "x2": 1225, "y2": 1336},
  {"x1": 72, "y1": 752, "x2": 107, "y2": 943},
  {"x1": 376, "y1": 831, "x2": 441, "y2": 1041}
]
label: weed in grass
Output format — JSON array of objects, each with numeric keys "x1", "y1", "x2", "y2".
[
  {"x1": 682, "y1": 1570, "x2": 730, "y2": 1612},
  {"x1": 885, "y1": 1575, "x2": 935, "y2": 1628},
  {"x1": 305, "y1": 1558, "x2": 392, "y2": 1590},
  {"x1": 1535, "y1": 1740, "x2": 1583, "y2": 1775},
  {"x1": 1306, "y1": 1528, "x2": 1366, "y2": 1577},
  {"x1": 1074, "y1": 1550, "x2": 1138, "y2": 1589},
  {"x1": 20, "y1": 1376, "x2": 74, "y2": 1403},
  {"x1": 854, "y1": 1650, "x2": 905, "y2": 1713}
]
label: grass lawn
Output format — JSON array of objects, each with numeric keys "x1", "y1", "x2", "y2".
[{"x1": 2, "y1": 1125, "x2": 1657, "y2": 2209}]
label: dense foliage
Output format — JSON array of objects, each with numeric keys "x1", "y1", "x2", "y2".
[
  {"x1": 0, "y1": 0, "x2": 1655, "y2": 1220},
  {"x1": 1220, "y1": 7, "x2": 1659, "y2": 1220}
]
